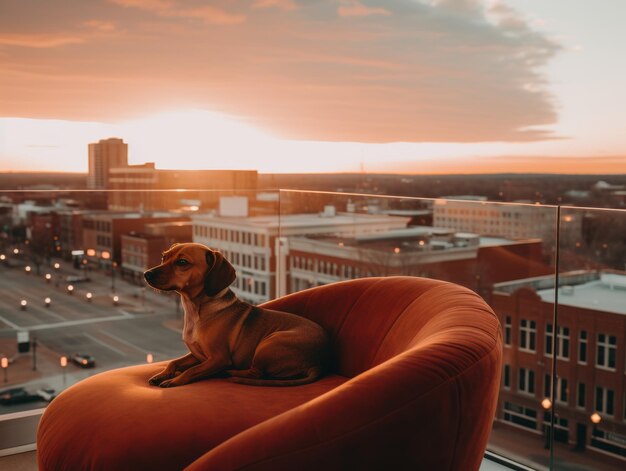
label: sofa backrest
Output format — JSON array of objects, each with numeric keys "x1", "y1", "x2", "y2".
[{"x1": 262, "y1": 276, "x2": 500, "y2": 378}]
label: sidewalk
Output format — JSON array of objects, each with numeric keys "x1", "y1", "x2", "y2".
[
  {"x1": 489, "y1": 422, "x2": 624, "y2": 471},
  {"x1": 0, "y1": 337, "x2": 65, "y2": 388}
]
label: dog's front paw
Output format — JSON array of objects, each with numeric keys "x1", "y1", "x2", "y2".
[
  {"x1": 149, "y1": 370, "x2": 172, "y2": 386},
  {"x1": 158, "y1": 378, "x2": 178, "y2": 388}
]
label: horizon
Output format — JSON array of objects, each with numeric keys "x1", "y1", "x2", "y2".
[{"x1": 1, "y1": 1, "x2": 625, "y2": 174}]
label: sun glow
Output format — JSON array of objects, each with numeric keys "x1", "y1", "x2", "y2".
[{"x1": 122, "y1": 109, "x2": 273, "y2": 170}]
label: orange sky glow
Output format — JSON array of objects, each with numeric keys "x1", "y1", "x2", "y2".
[{"x1": 0, "y1": 0, "x2": 624, "y2": 174}]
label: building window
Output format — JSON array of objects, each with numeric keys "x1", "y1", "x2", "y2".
[
  {"x1": 503, "y1": 365, "x2": 510, "y2": 389},
  {"x1": 596, "y1": 334, "x2": 617, "y2": 370},
  {"x1": 558, "y1": 378, "x2": 568, "y2": 404},
  {"x1": 519, "y1": 319, "x2": 536, "y2": 352},
  {"x1": 595, "y1": 387, "x2": 615, "y2": 416},
  {"x1": 577, "y1": 383, "x2": 586, "y2": 409},
  {"x1": 503, "y1": 401, "x2": 537, "y2": 430},
  {"x1": 544, "y1": 375, "x2": 568, "y2": 405},
  {"x1": 557, "y1": 326, "x2": 570, "y2": 360},
  {"x1": 545, "y1": 323, "x2": 553, "y2": 356},
  {"x1": 578, "y1": 330, "x2": 587, "y2": 364},
  {"x1": 518, "y1": 368, "x2": 535, "y2": 395},
  {"x1": 504, "y1": 316, "x2": 512, "y2": 346}
]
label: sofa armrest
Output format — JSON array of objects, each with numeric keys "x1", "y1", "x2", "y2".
[{"x1": 185, "y1": 340, "x2": 501, "y2": 471}]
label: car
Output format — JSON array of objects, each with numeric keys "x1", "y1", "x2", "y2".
[
  {"x1": 65, "y1": 275, "x2": 91, "y2": 283},
  {"x1": 0, "y1": 387, "x2": 40, "y2": 405},
  {"x1": 36, "y1": 387, "x2": 56, "y2": 402},
  {"x1": 71, "y1": 353, "x2": 96, "y2": 368}
]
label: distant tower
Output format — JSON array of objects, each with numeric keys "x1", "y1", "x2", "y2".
[{"x1": 87, "y1": 138, "x2": 128, "y2": 189}]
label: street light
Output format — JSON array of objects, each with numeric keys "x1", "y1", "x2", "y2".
[
  {"x1": 113, "y1": 295, "x2": 119, "y2": 306},
  {"x1": 541, "y1": 398, "x2": 552, "y2": 449},
  {"x1": 45, "y1": 273, "x2": 52, "y2": 282},
  {"x1": 146, "y1": 353, "x2": 154, "y2": 364},
  {"x1": 44, "y1": 297, "x2": 51, "y2": 308},
  {"x1": 590, "y1": 412, "x2": 601, "y2": 425},
  {"x1": 86, "y1": 292, "x2": 93, "y2": 302},
  {"x1": 25, "y1": 265, "x2": 32, "y2": 273},
  {"x1": 13, "y1": 248, "x2": 19, "y2": 255},
  {"x1": 67, "y1": 284, "x2": 74, "y2": 295},
  {"x1": 54, "y1": 262, "x2": 60, "y2": 270},
  {"x1": 1, "y1": 357, "x2": 8, "y2": 383},
  {"x1": 60, "y1": 356, "x2": 68, "y2": 386},
  {"x1": 20, "y1": 299, "x2": 27, "y2": 311},
  {"x1": 0, "y1": 254, "x2": 6, "y2": 261}
]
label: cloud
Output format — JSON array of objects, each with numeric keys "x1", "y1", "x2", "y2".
[
  {"x1": 109, "y1": 0, "x2": 246, "y2": 25},
  {"x1": 82, "y1": 20, "x2": 117, "y2": 32},
  {"x1": 252, "y1": 0, "x2": 297, "y2": 10},
  {"x1": 0, "y1": 33, "x2": 84, "y2": 48},
  {"x1": 338, "y1": 0, "x2": 391, "y2": 17},
  {"x1": 0, "y1": 0, "x2": 562, "y2": 143}
]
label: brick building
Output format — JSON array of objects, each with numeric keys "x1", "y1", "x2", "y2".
[
  {"x1": 107, "y1": 165, "x2": 258, "y2": 212},
  {"x1": 287, "y1": 227, "x2": 550, "y2": 298},
  {"x1": 120, "y1": 221, "x2": 193, "y2": 283},
  {"x1": 82, "y1": 212, "x2": 190, "y2": 265},
  {"x1": 191, "y1": 206, "x2": 409, "y2": 304},
  {"x1": 492, "y1": 270, "x2": 626, "y2": 462}
]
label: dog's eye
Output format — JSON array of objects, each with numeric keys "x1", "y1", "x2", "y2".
[{"x1": 175, "y1": 259, "x2": 189, "y2": 266}]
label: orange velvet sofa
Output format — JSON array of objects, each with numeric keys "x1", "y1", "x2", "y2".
[{"x1": 37, "y1": 277, "x2": 502, "y2": 470}]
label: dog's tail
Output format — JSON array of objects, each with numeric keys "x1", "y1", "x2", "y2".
[{"x1": 228, "y1": 367, "x2": 323, "y2": 387}]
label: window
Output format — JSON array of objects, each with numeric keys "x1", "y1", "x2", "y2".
[
  {"x1": 504, "y1": 316, "x2": 512, "y2": 346},
  {"x1": 596, "y1": 334, "x2": 617, "y2": 370},
  {"x1": 545, "y1": 323, "x2": 553, "y2": 356},
  {"x1": 503, "y1": 401, "x2": 537, "y2": 430},
  {"x1": 503, "y1": 365, "x2": 510, "y2": 389},
  {"x1": 518, "y1": 368, "x2": 535, "y2": 395},
  {"x1": 558, "y1": 378, "x2": 568, "y2": 404},
  {"x1": 543, "y1": 374, "x2": 568, "y2": 404},
  {"x1": 557, "y1": 326, "x2": 570, "y2": 360},
  {"x1": 595, "y1": 387, "x2": 615, "y2": 416},
  {"x1": 578, "y1": 330, "x2": 587, "y2": 364},
  {"x1": 519, "y1": 319, "x2": 536, "y2": 352},
  {"x1": 577, "y1": 383, "x2": 586, "y2": 409}
]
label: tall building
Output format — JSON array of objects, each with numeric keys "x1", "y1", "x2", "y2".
[{"x1": 87, "y1": 138, "x2": 128, "y2": 189}]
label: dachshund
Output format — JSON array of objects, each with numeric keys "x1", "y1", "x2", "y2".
[{"x1": 143, "y1": 243, "x2": 329, "y2": 387}]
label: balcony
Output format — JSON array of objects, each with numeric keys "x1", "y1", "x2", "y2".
[{"x1": 1, "y1": 189, "x2": 625, "y2": 470}]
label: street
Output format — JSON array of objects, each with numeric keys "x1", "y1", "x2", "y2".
[{"x1": 0, "y1": 257, "x2": 188, "y2": 413}]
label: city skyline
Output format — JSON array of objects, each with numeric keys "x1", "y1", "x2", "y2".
[{"x1": 1, "y1": 1, "x2": 625, "y2": 174}]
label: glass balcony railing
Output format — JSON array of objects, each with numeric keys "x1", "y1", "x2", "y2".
[{"x1": 0, "y1": 188, "x2": 624, "y2": 470}]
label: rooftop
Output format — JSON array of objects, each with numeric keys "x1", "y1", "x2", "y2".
[
  {"x1": 193, "y1": 211, "x2": 410, "y2": 230},
  {"x1": 537, "y1": 272, "x2": 626, "y2": 315},
  {"x1": 495, "y1": 270, "x2": 626, "y2": 316}
]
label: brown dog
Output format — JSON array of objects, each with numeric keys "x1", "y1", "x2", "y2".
[{"x1": 143, "y1": 242, "x2": 329, "y2": 388}]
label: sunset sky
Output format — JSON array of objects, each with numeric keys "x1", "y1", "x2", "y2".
[{"x1": 1, "y1": 0, "x2": 624, "y2": 174}]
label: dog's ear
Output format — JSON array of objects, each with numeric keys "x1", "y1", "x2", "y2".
[{"x1": 204, "y1": 250, "x2": 236, "y2": 296}]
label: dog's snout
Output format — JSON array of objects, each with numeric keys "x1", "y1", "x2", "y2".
[{"x1": 144, "y1": 270, "x2": 157, "y2": 283}]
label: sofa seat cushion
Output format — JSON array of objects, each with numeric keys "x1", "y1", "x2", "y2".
[{"x1": 37, "y1": 362, "x2": 349, "y2": 471}]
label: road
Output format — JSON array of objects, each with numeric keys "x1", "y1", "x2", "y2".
[{"x1": 0, "y1": 257, "x2": 188, "y2": 413}]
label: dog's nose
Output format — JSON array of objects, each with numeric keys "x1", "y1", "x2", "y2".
[{"x1": 144, "y1": 270, "x2": 156, "y2": 282}]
